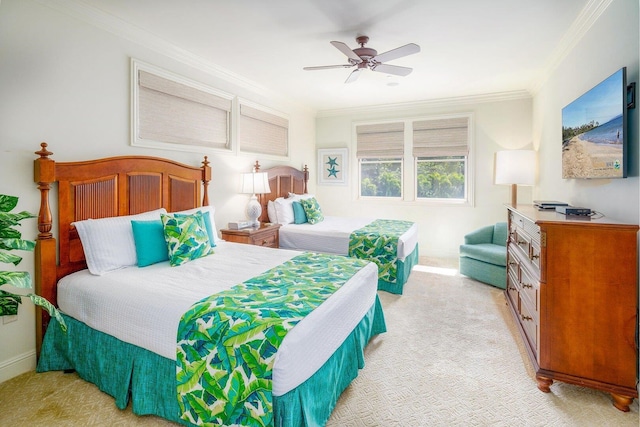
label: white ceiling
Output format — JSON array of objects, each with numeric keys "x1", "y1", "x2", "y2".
[{"x1": 76, "y1": 0, "x2": 592, "y2": 112}]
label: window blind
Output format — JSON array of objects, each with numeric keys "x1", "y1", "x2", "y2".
[
  {"x1": 356, "y1": 122, "x2": 404, "y2": 158},
  {"x1": 239, "y1": 104, "x2": 289, "y2": 157},
  {"x1": 412, "y1": 117, "x2": 469, "y2": 157},
  {"x1": 138, "y1": 70, "x2": 231, "y2": 149}
]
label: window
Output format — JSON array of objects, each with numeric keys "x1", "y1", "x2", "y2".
[
  {"x1": 413, "y1": 117, "x2": 470, "y2": 201},
  {"x1": 132, "y1": 60, "x2": 233, "y2": 152},
  {"x1": 238, "y1": 101, "x2": 289, "y2": 158},
  {"x1": 356, "y1": 122, "x2": 404, "y2": 198},
  {"x1": 354, "y1": 114, "x2": 472, "y2": 204}
]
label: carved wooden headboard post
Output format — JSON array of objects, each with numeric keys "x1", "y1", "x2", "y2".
[
  {"x1": 202, "y1": 156, "x2": 211, "y2": 206},
  {"x1": 302, "y1": 165, "x2": 309, "y2": 194},
  {"x1": 33, "y1": 142, "x2": 57, "y2": 356}
]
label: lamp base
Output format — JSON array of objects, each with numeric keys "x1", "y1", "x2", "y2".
[
  {"x1": 511, "y1": 184, "x2": 518, "y2": 206},
  {"x1": 246, "y1": 195, "x2": 262, "y2": 228}
]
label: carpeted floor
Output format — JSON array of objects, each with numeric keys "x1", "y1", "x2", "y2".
[{"x1": 1, "y1": 257, "x2": 637, "y2": 426}]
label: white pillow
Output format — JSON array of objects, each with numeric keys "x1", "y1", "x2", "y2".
[
  {"x1": 274, "y1": 197, "x2": 295, "y2": 225},
  {"x1": 288, "y1": 192, "x2": 315, "y2": 201},
  {"x1": 267, "y1": 200, "x2": 277, "y2": 224},
  {"x1": 73, "y1": 208, "x2": 167, "y2": 276},
  {"x1": 170, "y1": 205, "x2": 218, "y2": 245}
]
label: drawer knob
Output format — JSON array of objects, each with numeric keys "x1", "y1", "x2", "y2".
[
  {"x1": 517, "y1": 240, "x2": 527, "y2": 246},
  {"x1": 531, "y1": 254, "x2": 540, "y2": 260},
  {"x1": 262, "y1": 239, "x2": 269, "y2": 245},
  {"x1": 521, "y1": 314, "x2": 533, "y2": 322},
  {"x1": 522, "y1": 283, "x2": 533, "y2": 289}
]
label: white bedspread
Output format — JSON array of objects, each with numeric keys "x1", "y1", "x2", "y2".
[
  {"x1": 57, "y1": 241, "x2": 378, "y2": 396},
  {"x1": 279, "y1": 216, "x2": 419, "y2": 259}
]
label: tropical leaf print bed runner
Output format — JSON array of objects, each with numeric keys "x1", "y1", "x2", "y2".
[
  {"x1": 349, "y1": 219, "x2": 414, "y2": 286},
  {"x1": 176, "y1": 252, "x2": 370, "y2": 426}
]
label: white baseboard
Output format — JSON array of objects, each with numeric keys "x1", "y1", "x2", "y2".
[{"x1": 0, "y1": 350, "x2": 36, "y2": 384}]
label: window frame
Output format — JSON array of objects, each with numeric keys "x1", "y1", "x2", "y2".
[
  {"x1": 237, "y1": 98, "x2": 290, "y2": 160},
  {"x1": 352, "y1": 113, "x2": 474, "y2": 206},
  {"x1": 131, "y1": 59, "x2": 234, "y2": 154},
  {"x1": 358, "y1": 157, "x2": 404, "y2": 200}
]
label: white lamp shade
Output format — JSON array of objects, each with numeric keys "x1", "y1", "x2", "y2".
[
  {"x1": 494, "y1": 150, "x2": 536, "y2": 185},
  {"x1": 241, "y1": 172, "x2": 271, "y2": 195}
]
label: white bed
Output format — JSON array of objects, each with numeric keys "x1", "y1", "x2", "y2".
[
  {"x1": 279, "y1": 215, "x2": 419, "y2": 261},
  {"x1": 57, "y1": 240, "x2": 378, "y2": 396},
  {"x1": 33, "y1": 147, "x2": 386, "y2": 427},
  {"x1": 258, "y1": 163, "x2": 420, "y2": 294}
]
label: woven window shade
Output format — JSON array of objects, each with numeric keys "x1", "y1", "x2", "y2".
[
  {"x1": 356, "y1": 122, "x2": 404, "y2": 158},
  {"x1": 239, "y1": 104, "x2": 289, "y2": 157},
  {"x1": 413, "y1": 117, "x2": 469, "y2": 157},
  {"x1": 138, "y1": 70, "x2": 231, "y2": 149}
]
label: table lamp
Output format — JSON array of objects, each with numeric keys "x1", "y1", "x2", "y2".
[
  {"x1": 494, "y1": 150, "x2": 536, "y2": 206},
  {"x1": 241, "y1": 171, "x2": 271, "y2": 228}
]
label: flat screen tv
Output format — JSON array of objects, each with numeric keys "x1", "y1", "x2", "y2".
[{"x1": 562, "y1": 67, "x2": 627, "y2": 179}]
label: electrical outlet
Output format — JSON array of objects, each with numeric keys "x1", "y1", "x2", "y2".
[{"x1": 2, "y1": 315, "x2": 17, "y2": 324}]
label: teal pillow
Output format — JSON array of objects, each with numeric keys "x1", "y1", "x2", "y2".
[
  {"x1": 131, "y1": 219, "x2": 169, "y2": 267},
  {"x1": 175, "y1": 210, "x2": 216, "y2": 247},
  {"x1": 292, "y1": 201, "x2": 308, "y2": 224},
  {"x1": 300, "y1": 197, "x2": 324, "y2": 225},
  {"x1": 161, "y1": 212, "x2": 214, "y2": 266}
]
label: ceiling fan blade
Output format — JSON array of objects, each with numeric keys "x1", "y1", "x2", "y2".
[
  {"x1": 303, "y1": 64, "x2": 354, "y2": 70},
  {"x1": 373, "y1": 43, "x2": 420, "y2": 63},
  {"x1": 345, "y1": 68, "x2": 361, "y2": 83},
  {"x1": 371, "y1": 63, "x2": 413, "y2": 77},
  {"x1": 330, "y1": 41, "x2": 363, "y2": 63}
]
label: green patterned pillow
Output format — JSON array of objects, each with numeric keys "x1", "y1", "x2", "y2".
[
  {"x1": 161, "y1": 212, "x2": 214, "y2": 266},
  {"x1": 300, "y1": 197, "x2": 324, "y2": 224}
]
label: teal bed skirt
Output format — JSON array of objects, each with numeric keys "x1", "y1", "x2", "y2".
[
  {"x1": 37, "y1": 296, "x2": 387, "y2": 426},
  {"x1": 377, "y1": 243, "x2": 419, "y2": 295}
]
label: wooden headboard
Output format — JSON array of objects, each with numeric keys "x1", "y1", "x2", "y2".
[
  {"x1": 255, "y1": 161, "x2": 309, "y2": 223},
  {"x1": 33, "y1": 142, "x2": 211, "y2": 354}
]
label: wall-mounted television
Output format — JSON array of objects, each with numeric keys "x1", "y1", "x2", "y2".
[{"x1": 562, "y1": 67, "x2": 627, "y2": 179}]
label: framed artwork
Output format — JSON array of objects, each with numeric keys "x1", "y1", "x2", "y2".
[{"x1": 318, "y1": 148, "x2": 348, "y2": 185}]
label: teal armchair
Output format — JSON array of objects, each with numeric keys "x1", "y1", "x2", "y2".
[{"x1": 459, "y1": 222, "x2": 508, "y2": 289}]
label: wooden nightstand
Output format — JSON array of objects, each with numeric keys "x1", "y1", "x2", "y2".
[{"x1": 220, "y1": 223, "x2": 281, "y2": 248}]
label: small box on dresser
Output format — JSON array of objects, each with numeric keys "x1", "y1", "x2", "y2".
[{"x1": 505, "y1": 204, "x2": 638, "y2": 412}]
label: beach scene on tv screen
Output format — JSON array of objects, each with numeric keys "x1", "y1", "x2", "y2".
[{"x1": 562, "y1": 69, "x2": 624, "y2": 178}]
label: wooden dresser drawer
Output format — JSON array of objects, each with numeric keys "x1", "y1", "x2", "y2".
[
  {"x1": 518, "y1": 296, "x2": 538, "y2": 358},
  {"x1": 251, "y1": 232, "x2": 277, "y2": 248}
]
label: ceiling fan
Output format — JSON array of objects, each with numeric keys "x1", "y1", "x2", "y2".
[{"x1": 304, "y1": 35, "x2": 420, "y2": 83}]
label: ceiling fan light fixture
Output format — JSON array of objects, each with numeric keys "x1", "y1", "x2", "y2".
[{"x1": 304, "y1": 35, "x2": 420, "y2": 83}]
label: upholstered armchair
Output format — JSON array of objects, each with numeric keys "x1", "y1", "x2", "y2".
[{"x1": 459, "y1": 222, "x2": 508, "y2": 289}]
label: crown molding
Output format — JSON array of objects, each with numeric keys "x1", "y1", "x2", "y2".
[
  {"x1": 316, "y1": 90, "x2": 532, "y2": 118},
  {"x1": 528, "y1": 0, "x2": 613, "y2": 94}
]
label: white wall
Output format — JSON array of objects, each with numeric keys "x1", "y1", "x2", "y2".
[
  {"x1": 315, "y1": 95, "x2": 533, "y2": 258},
  {"x1": 0, "y1": 0, "x2": 315, "y2": 382},
  {"x1": 533, "y1": 0, "x2": 639, "y2": 223},
  {"x1": 532, "y1": 0, "x2": 639, "y2": 393}
]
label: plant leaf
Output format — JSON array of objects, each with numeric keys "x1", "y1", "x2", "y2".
[
  {"x1": 0, "y1": 271, "x2": 32, "y2": 288},
  {"x1": 0, "y1": 250, "x2": 23, "y2": 267},
  {"x1": 28, "y1": 294, "x2": 67, "y2": 332},
  {"x1": 0, "y1": 195, "x2": 18, "y2": 213},
  {"x1": 0, "y1": 238, "x2": 35, "y2": 252}
]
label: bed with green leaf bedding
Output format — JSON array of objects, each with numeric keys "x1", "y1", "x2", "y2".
[
  {"x1": 33, "y1": 147, "x2": 385, "y2": 427},
  {"x1": 258, "y1": 164, "x2": 419, "y2": 295}
]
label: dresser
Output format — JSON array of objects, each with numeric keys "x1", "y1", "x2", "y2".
[
  {"x1": 220, "y1": 223, "x2": 281, "y2": 248},
  {"x1": 505, "y1": 204, "x2": 638, "y2": 412}
]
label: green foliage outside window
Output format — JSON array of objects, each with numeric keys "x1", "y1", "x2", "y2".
[
  {"x1": 360, "y1": 160, "x2": 402, "y2": 197},
  {"x1": 417, "y1": 157, "x2": 465, "y2": 199}
]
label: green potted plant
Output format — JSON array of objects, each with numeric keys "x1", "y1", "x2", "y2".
[{"x1": 0, "y1": 194, "x2": 65, "y2": 330}]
